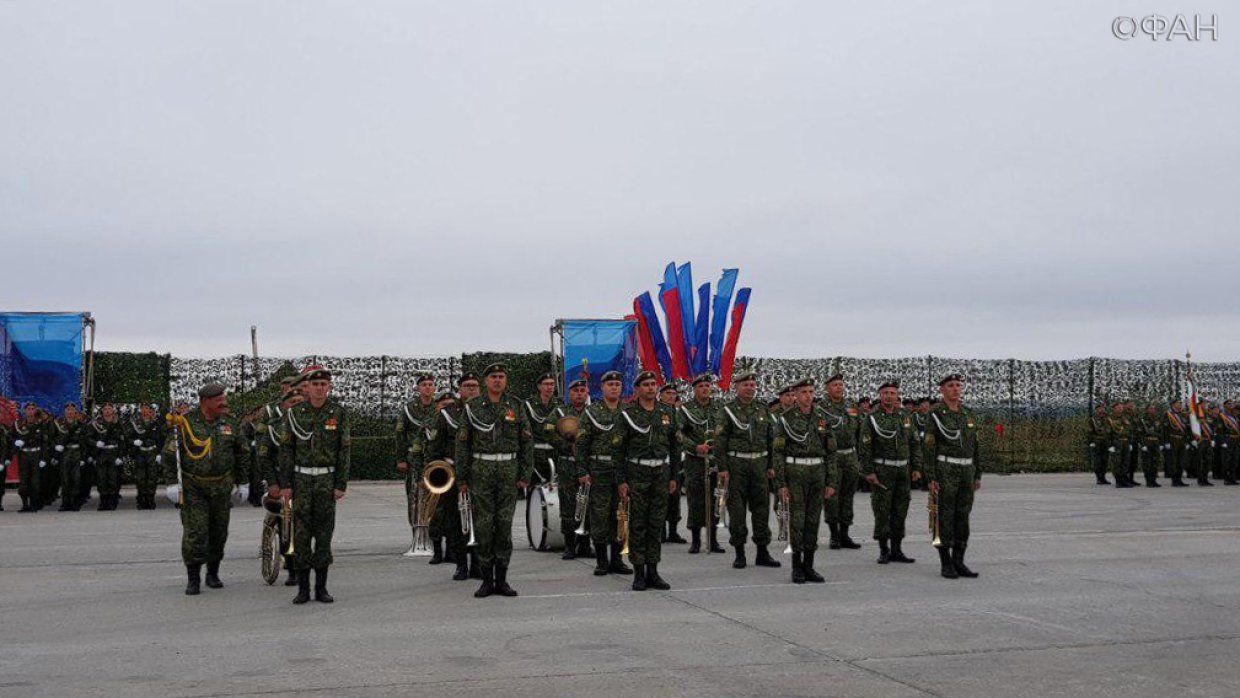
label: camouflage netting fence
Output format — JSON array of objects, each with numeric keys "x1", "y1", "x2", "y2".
[{"x1": 87, "y1": 352, "x2": 1240, "y2": 479}]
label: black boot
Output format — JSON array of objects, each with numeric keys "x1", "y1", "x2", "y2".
[
  {"x1": 444, "y1": 546, "x2": 457, "y2": 565},
  {"x1": 469, "y1": 552, "x2": 482, "y2": 579},
  {"x1": 19, "y1": 496, "x2": 32, "y2": 513},
  {"x1": 205, "y1": 561, "x2": 223, "y2": 589},
  {"x1": 1199, "y1": 478, "x2": 1214, "y2": 487},
  {"x1": 293, "y1": 570, "x2": 311, "y2": 604},
  {"x1": 755, "y1": 544, "x2": 782, "y2": 568},
  {"x1": 688, "y1": 527, "x2": 702, "y2": 554},
  {"x1": 284, "y1": 567, "x2": 298, "y2": 586},
  {"x1": 314, "y1": 567, "x2": 334, "y2": 602},
  {"x1": 827, "y1": 522, "x2": 841, "y2": 549},
  {"x1": 802, "y1": 551, "x2": 824, "y2": 583},
  {"x1": 708, "y1": 528, "x2": 725, "y2": 554},
  {"x1": 608, "y1": 544, "x2": 632, "y2": 575},
  {"x1": 877, "y1": 538, "x2": 890, "y2": 564},
  {"x1": 631, "y1": 563, "x2": 647, "y2": 591},
  {"x1": 473, "y1": 565, "x2": 494, "y2": 598},
  {"x1": 939, "y1": 547, "x2": 958, "y2": 579},
  {"x1": 59, "y1": 500, "x2": 72, "y2": 512},
  {"x1": 1114, "y1": 479, "x2": 1131, "y2": 488},
  {"x1": 1171, "y1": 476, "x2": 1188, "y2": 487},
  {"x1": 646, "y1": 563, "x2": 670, "y2": 590},
  {"x1": 952, "y1": 545, "x2": 979, "y2": 578},
  {"x1": 185, "y1": 564, "x2": 202, "y2": 595},
  {"x1": 1146, "y1": 477, "x2": 1161, "y2": 487},
  {"x1": 666, "y1": 522, "x2": 687, "y2": 544},
  {"x1": 889, "y1": 538, "x2": 915, "y2": 563},
  {"x1": 732, "y1": 545, "x2": 747, "y2": 569},
  {"x1": 577, "y1": 536, "x2": 593, "y2": 558},
  {"x1": 562, "y1": 533, "x2": 577, "y2": 560},
  {"x1": 593, "y1": 545, "x2": 610, "y2": 576},
  {"x1": 839, "y1": 525, "x2": 862, "y2": 549},
  {"x1": 1095, "y1": 476, "x2": 1110, "y2": 485},
  {"x1": 429, "y1": 538, "x2": 444, "y2": 565},
  {"x1": 791, "y1": 552, "x2": 806, "y2": 584},
  {"x1": 494, "y1": 562, "x2": 517, "y2": 597},
  {"x1": 453, "y1": 557, "x2": 469, "y2": 581}
]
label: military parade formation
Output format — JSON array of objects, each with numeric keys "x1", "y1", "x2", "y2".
[{"x1": 9, "y1": 362, "x2": 1233, "y2": 605}]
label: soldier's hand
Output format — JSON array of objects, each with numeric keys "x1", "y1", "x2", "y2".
[
  {"x1": 1088, "y1": 442, "x2": 1096, "y2": 448},
  {"x1": 267, "y1": 484, "x2": 281, "y2": 499},
  {"x1": 766, "y1": 468, "x2": 775, "y2": 480},
  {"x1": 578, "y1": 474, "x2": 591, "y2": 486},
  {"x1": 280, "y1": 488, "x2": 292, "y2": 502},
  {"x1": 668, "y1": 480, "x2": 677, "y2": 495},
  {"x1": 516, "y1": 480, "x2": 528, "y2": 491},
  {"x1": 973, "y1": 480, "x2": 981, "y2": 492},
  {"x1": 929, "y1": 481, "x2": 940, "y2": 494},
  {"x1": 396, "y1": 461, "x2": 408, "y2": 473},
  {"x1": 618, "y1": 483, "x2": 630, "y2": 500},
  {"x1": 824, "y1": 486, "x2": 836, "y2": 499},
  {"x1": 695, "y1": 443, "x2": 711, "y2": 456},
  {"x1": 779, "y1": 486, "x2": 790, "y2": 503},
  {"x1": 911, "y1": 471, "x2": 922, "y2": 482},
  {"x1": 334, "y1": 489, "x2": 346, "y2": 501},
  {"x1": 718, "y1": 471, "x2": 729, "y2": 486},
  {"x1": 864, "y1": 473, "x2": 880, "y2": 487}
]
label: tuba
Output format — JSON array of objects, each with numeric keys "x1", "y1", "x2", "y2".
[
  {"x1": 408, "y1": 460, "x2": 455, "y2": 557},
  {"x1": 556, "y1": 415, "x2": 580, "y2": 441}
]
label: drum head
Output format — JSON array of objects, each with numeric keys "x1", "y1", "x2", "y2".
[{"x1": 526, "y1": 486, "x2": 546, "y2": 550}]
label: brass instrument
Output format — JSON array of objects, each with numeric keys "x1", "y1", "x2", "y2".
[
  {"x1": 573, "y1": 481, "x2": 591, "y2": 535},
  {"x1": 460, "y1": 488, "x2": 476, "y2": 547},
  {"x1": 283, "y1": 496, "x2": 296, "y2": 556},
  {"x1": 776, "y1": 495, "x2": 791, "y2": 554},
  {"x1": 713, "y1": 483, "x2": 729, "y2": 529},
  {"x1": 409, "y1": 460, "x2": 455, "y2": 557},
  {"x1": 556, "y1": 415, "x2": 580, "y2": 441},
  {"x1": 259, "y1": 495, "x2": 286, "y2": 585},
  {"x1": 928, "y1": 487, "x2": 942, "y2": 548},
  {"x1": 616, "y1": 496, "x2": 630, "y2": 557}
]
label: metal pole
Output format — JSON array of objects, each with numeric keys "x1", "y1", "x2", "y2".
[{"x1": 250, "y1": 325, "x2": 259, "y2": 387}]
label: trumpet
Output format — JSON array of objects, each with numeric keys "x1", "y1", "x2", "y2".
[
  {"x1": 408, "y1": 460, "x2": 455, "y2": 557},
  {"x1": 573, "y1": 481, "x2": 591, "y2": 535},
  {"x1": 928, "y1": 487, "x2": 942, "y2": 548},
  {"x1": 459, "y1": 488, "x2": 476, "y2": 548},
  {"x1": 616, "y1": 496, "x2": 630, "y2": 557},
  {"x1": 283, "y1": 496, "x2": 295, "y2": 556},
  {"x1": 775, "y1": 495, "x2": 791, "y2": 554},
  {"x1": 713, "y1": 483, "x2": 729, "y2": 529}
]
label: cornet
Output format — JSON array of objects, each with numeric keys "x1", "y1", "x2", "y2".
[
  {"x1": 460, "y1": 489, "x2": 476, "y2": 548},
  {"x1": 928, "y1": 488, "x2": 942, "y2": 548},
  {"x1": 408, "y1": 460, "x2": 455, "y2": 557},
  {"x1": 616, "y1": 497, "x2": 630, "y2": 557},
  {"x1": 713, "y1": 483, "x2": 729, "y2": 529},
  {"x1": 283, "y1": 497, "x2": 295, "y2": 556},
  {"x1": 573, "y1": 482, "x2": 591, "y2": 535},
  {"x1": 775, "y1": 495, "x2": 791, "y2": 554}
]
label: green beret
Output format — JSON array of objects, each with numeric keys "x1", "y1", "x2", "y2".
[
  {"x1": 279, "y1": 376, "x2": 297, "y2": 387},
  {"x1": 825, "y1": 373, "x2": 844, "y2": 385},
  {"x1": 938, "y1": 373, "x2": 964, "y2": 387},
  {"x1": 768, "y1": 398, "x2": 781, "y2": 408},
  {"x1": 659, "y1": 382, "x2": 678, "y2": 394},
  {"x1": 600, "y1": 370, "x2": 624, "y2": 384},
  {"x1": 879, "y1": 380, "x2": 900, "y2": 391},
  {"x1": 536, "y1": 372, "x2": 555, "y2": 384},
  {"x1": 778, "y1": 384, "x2": 794, "y2": 396},
  {"x1": 789, "y1": 377, "x2": 815, "y2": 391},
  {"x1": 301, "y1": 366, "x2": 332, "y2": 382},
  {"x1": 415, "y1": 373, "x2": 435, "y2": 385},
  {"x1": 457, "y1": 372, "x2": 479, "y2": 386},
  {"x1": 198, "y1": 383, "x2": 226, "y2": 399},
  {"x1": 435, "y1": 391, "x2": 455, "y2": 402},
  {"x1": 634, "y1": 370, "x2": 659, "y2": 387},
  {"x1": 731, "y1": 371, "x2": 756, "y2": 384},
  {"x1": 693, "y1": 373, "x2": 716, "y2": 387},
  {"x1": 567, "y1": 378, "x2": 588, "y2": 390},
  {"x1": 483, "y1": 363, "x2": 507, "y2": 377}
]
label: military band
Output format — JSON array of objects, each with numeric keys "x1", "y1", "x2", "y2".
[
  {"x1": 576, "y1": 370, "x2": 631, "y2": 577},
  {"x1": 822, "y1": 374, "x2": 863, "y2": 550},
  {"x1": 421, "y1": 375, "x2": 478, "y2": 580},
  {"x1": 677, "y1": 374, "x2": 725, "y2": 555},
  {"x1": 616, "y1": 371, "x2": 678, "y2": 590},
  {"x1": 772, "y1": 377, "x2": 837, "y2": 584},
  {"x1": 859, "y1": 381, "x2": 923, "y2": 565},
  {"x1": 715, "y1": 371, "x2": 781, "y2": 569},
  {"x1": 927, "y1": 374, "x2": 981, "y2": 580},
  {"x1": 259, "y1": 375, "x2": 304, "y2": 585},
  {"x1": 395, "y1": 373, "x2": 438, "y2": 559},
  {"x1": 553, "y1": 378, "x2": 591, "y2": 560}
]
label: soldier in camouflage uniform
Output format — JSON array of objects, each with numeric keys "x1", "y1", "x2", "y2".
[
  {"x1": 860, "y1": 381, "x2": 924, "y2": 565},
  {"x1": 575, "y1": 370, "x2": 632, "y2": 577},
  {"x1": 13, "y1": 403, "x2": 48, "y2": 512},
  {"x1": 659, "y1": 382, "x2": 688, "y2": 545},
  {"x1": 616, "y1": 371, "x2": 679, "y2": 591},
  {"x1": 1133, "y1": 403, "x2": 1162, "y2": 487},
  {"x1": 91, "y1": 404, "x2": 126, "y2": 510},
  {"x1": 822, "y1": 373, "x2": 863, "y2": 550},
  {"x1": 913, "y1": 397, "x2": 933, "y2": 491},
  {"x1": 53, "y1": 404, "x2": 88, "y2": 511},
  {"x1": 278, "y1": 367, "x2": 351, "y2": 604},
  {"x1": 552, "y1": 378, "x2": 591, "y2": 560},
  {"x1": 1207, "y1": 404, "x2": 1224, "y2": 482},
  {"x1": 38, "y1": 407, "x2": 61, "y2": 508},
  {"x1": 1192, "y1": 405, "x2": 1215, "y2": 486},
  {"x1": 1087, "y1": 404, "x2": 1111, "y2": 485},
  {"x1": 926, "y1": 374, "x2": 981, "y2": 580},
  {"x1": 1220, "y1": 402, "x2": 1240, "y2": 485},
  {"x1": 422, "y1": 375, "x2": 479, "y2": 581},
  {"x1": 455, "y1": 364, "x2": 533, "y2": 598},
  {"x1": 395, "y1": 373, "x2": 440, "y2": 560},
  {"x1": 1106, "y1": 404, "x2": 1133, "y2": 488},
  {"x1": 258, "y1": 376, "x2": 304, "y2": 585},
  {"x1": 164, "y1": 383, "x2": 251, "y2": 595},
  {"x1": 525, "y1": 373, "x2": 561, "y2": 488},
  {"x1": 716, "y1": 371, "x2": 780, "y2": 570},
  {"x1": 0, "y1": 419, "x2": 10, "y2": 511},
  {"x1": 773, "y1": 378, "x2": 838, "y2": 584},
  {"x1": 127, "y1": 403, "x2": 166, "y2": 509},
  {"x1": 677, "y1": 374, "x2": 724, "y2": 555},
  {"x1": 1163, "y1": 400, "x2": 1190, "y2": 487}
]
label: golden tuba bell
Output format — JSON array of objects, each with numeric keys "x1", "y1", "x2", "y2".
[
  {"x1": 556, "y1": 415, "x2": 580, "y2": 441},
  {"x1": 409, "y1": 460, "x2": 455, "y2": 556}
]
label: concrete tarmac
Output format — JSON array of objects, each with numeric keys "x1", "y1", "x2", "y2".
[{"x1": 3, "y1": 473, "x2": 1239, "y2": 698}]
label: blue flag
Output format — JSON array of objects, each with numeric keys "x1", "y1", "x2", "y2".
[
  {"x1": 0, "y1": 312, "x2": 86, "y2": 412},
  {"x1": 693, "y1": 283, "x2": 710, "y2": 375},
  {"x1": 561, "y1": 319, "x2": 639, "y2": 401},
  {"x1": 676, "y1": 262, "x2": 696, "y2": 374},
  {"x1": 709, "y1": 269, "x2": 738, "y2": 374}
]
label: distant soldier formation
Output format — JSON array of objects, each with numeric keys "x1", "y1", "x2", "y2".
[{"x1": 1087, "y1": 398, "x2": 1240, "y2": 488}]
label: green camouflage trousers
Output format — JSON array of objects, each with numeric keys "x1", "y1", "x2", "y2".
[
  {"x1": 683, "y1": 455, "x2": 719, "y2": 529},
  {"x1": 17, "y1": 448, "x2": 41, "y2": 500},
  {"x1": 588, "y1": 466, "x2": 620, "y2": 548},
  {"x1": 869, "y1": 464, "x2": 912, "y2": 541},
  {"x1": 825, "y1": 450, "x2": 859, "y2": 526},
  {"x1": 784, "y1": 460, "x2": 824, "y2": 553},
  {"x1": 1165, "y1": 441, "x2": 1186, "y2": 479},
  {"x1": 935, "y1": 463, "x2": 975, "y2": 549},
  {"x1": 726, "y1": 455, "x2": 771, "y2": 547},
  {"x1": 181, "y1": 479, "x2": 232, "y2": 565},
  {"x1": 97, "y1": 456, "x2": 121, "y2": 498},
  {"x1": 625, "y1": 463, "x2": 669, "y2": 566},
  {"x1": 1138, "y1": 445, "x2": 1162, "y2": 482},
  {"x1": 556, "y1": 465, "x2": 580, "y2": 540},
  {"x1": 1218, "y1": 439, "x2": 1238, "y2": 481},
  {"x1": 470, "y1": 458, "x2": 518, "y2": 568},
  {"x1": 1191, "y1": 442, "x2": 1211, "y2": 481},
  {"x1": 1109, "y1": 440, "x2": 1129, "y2": 482},
  {"x1": 60, "y1": 451, "x2": 83, "y2": 502},
  {"x1": 132, "y1": 450, "x2": 161, "y2": 498},
  {"x1": 440, "y1": 487, "x2": 465, "y2": 558},
  {"x1": 292, "y1": 473, "x2": 337, "y2": 570}
]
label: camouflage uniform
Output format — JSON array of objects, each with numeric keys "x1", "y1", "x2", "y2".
[
  {"x1": 92, "y1": 417, "x2": 126, "y2": 509},
  {"x1": 550, "y1": 402, "x2": 589, "y2": 555},
  {"x1": 164, "y1": 409, "x2": 250, "y2": 566},
  {"x1": 822, "y1": 396, "x2": 863, "y2": 548},
  {"x1": 277, "y1": 400, "x2": 351, "y2": 571},
  {"x1": 53, "y1": 417, "x2": 88, "y2": 511},
  {"x1": 1191, "y1": 417, "x2": 1214, "y2": 485},
  {"x1": 675, "y1": 396, "x2": 719, "y2": 549},
  {"x1": 859, "y1": 407, "x2": 923, "y2": 561},
  {"x1": 1106, "y1": 415, "x2": 1131, "y2": 487},
  {"x1": 128, "y1": 415, "x2": 165, "y2": 508},
  {"x1": 455, "y1": 392, "x2": 533, "y2": 587},
  {"x1": 1163, "y1": 408, "x2": 1190, "y2": 486},
  {"x1": 1217, "y1": 410, "x2": 1240, "y2": 484},
  {"x1": 926, "y1": 401, "x2": 982, "y2": 578},
  {"x1": 524, "y1": 397, "x2": 560, "y2": 485},
  {"x1": 395, "y1": 397, "x2": 437, "y2": 530},
  {"x1": 616, "y1": 399, "x2": 679, "y2": 585},
  {"x1": 422, "y1": 401, "x2": 467, "y2": 569},
  {"x1": 772, "y1": 402, "x2": 838, "y2": 582},
  {"x1": 715, "y1": 396, "x2": 777, "y2": 564},
  {"x1": 1134, "y1": 413, "x2": 1163, "y2": 487},
  {"x1": 12, "y1": 416, "x2": 48, "y2": 511},
  {"x1": 1087, "y1": 413, "x2": 1111, "y2": 484},
  {"x1": 575, "y1": 400, "x2": 627, "y2": 572}
]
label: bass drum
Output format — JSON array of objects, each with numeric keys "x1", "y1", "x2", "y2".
[{"x1": 526, "y1": 483, "x2": 564, "y2": 551}]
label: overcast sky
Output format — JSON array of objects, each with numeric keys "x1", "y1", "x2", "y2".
[{"x1": 3, "y1": 1, "x2": 1237, "y2": 361}]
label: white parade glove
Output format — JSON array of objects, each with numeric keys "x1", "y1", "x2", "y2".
[
  {"x1": 165, "y1": 484, "x2": 180, "y2": 504},
  {"x1": 1089, "y1": 442, "x2": 1096, "y2": 448},
  {"x1": 55, "y1": 444, "x2": 65, "y2": 452},
  {"x1": 1107, "y1": 446, "x2": 1116, "y2": 453},
  {"x1": 239, "y1": 484, "x2": 250, "y2": 501},
  {"x1": 114, "y1": 458, "x2": 123, "y2": 466},
  {"x1": 1163, "y1": 443, "x2": 1170, "y2": 450},
  {"x1": 133, "y1": 439, "x2": 143, "y2": 447},
  {"x1": 1210, "y1": 440, "x2": 1216, "y2": 447},
  {"x1": 14, "y1": 439, "x2": 24, "y2": 448},
  {"x1": 1140, "y1": 446, "x2": 1148, "y2": 452},
  {"x1": 156, "y1": 455, "x2": 162, "y2": 464},
  {"x1": 39, "y1": 460, "x2": 47, "y2": 468},
  {"x1": 96, "y1": 441, "x2": 105, "y2": 449}
]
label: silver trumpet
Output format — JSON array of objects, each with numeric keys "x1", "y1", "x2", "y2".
[
  {"x1": 460, "y1": 489, "x2": 476, "y2": 548},
  {"x1": 573, "y1": 482, "x2": 591, "y2": 535},
  {"x1": 775, "y1": 496, "x2": 791, "y2": 554},
  {"x1": 713, "y1": 483, "x2": 729, "y2": 529}
]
